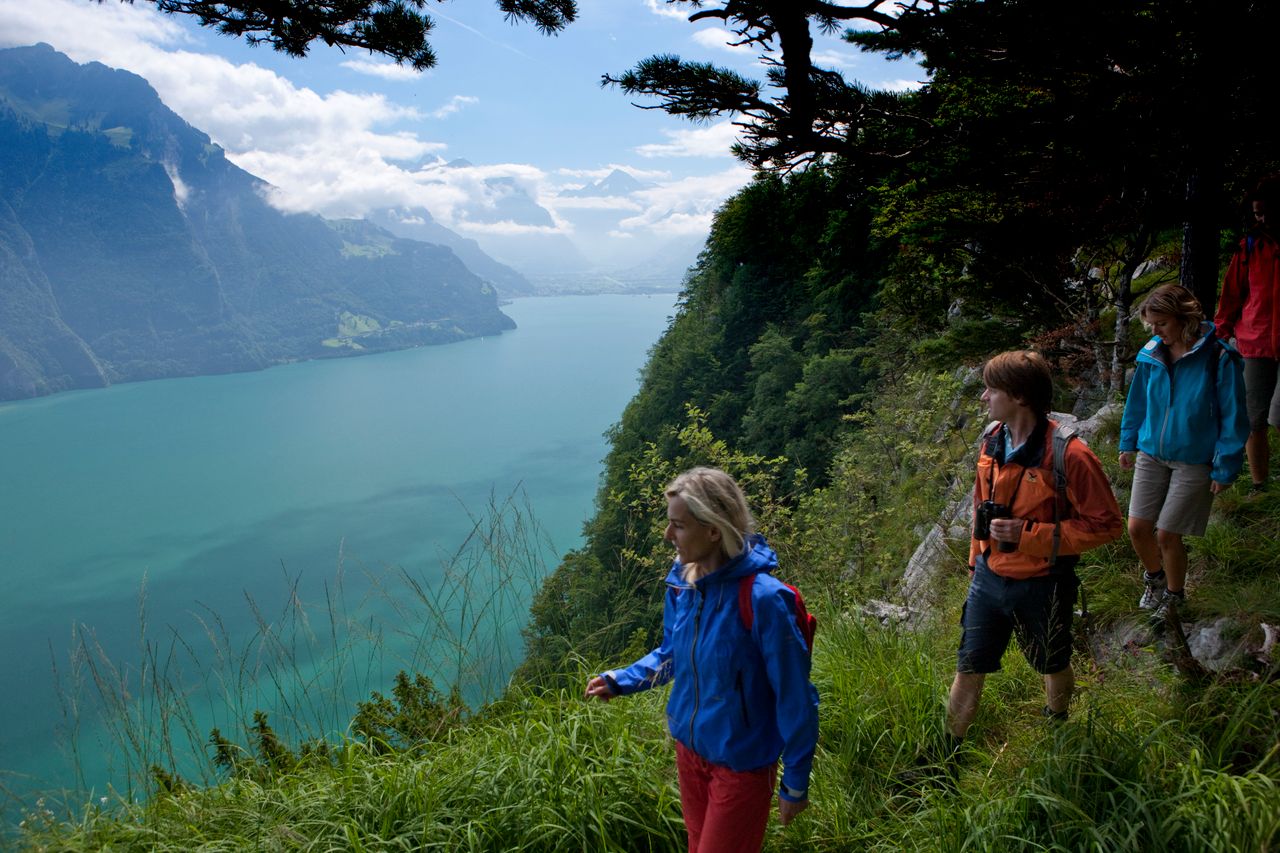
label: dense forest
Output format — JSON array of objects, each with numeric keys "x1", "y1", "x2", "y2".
[
  {"x1": 14, "y1": 2, "x2": 1280, "y2": 849},
  {"x1": 518, "y1": 0, "x2": 1280, "y2": 685}
]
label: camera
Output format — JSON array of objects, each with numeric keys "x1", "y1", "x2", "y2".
[{"x1": 974, "y1": 500, "x2": 1017, "y2": 552}]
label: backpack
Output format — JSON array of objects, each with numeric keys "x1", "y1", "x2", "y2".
[
  {"x1": 978, "y1": 420, "x2": 1077, "y2": 567},
  {"x1": 737, "y1": 575, "x2": 817, "y2": 655}
]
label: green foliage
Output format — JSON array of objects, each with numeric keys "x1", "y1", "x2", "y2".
[
  {"x1": 792, "y1": 368, "x2": 981, "y2": 601},
  {"x1": 114, "y1": 1, "x2": 577, "y2": 71},
  {"x1": 352, "y1": 671, "x2": 467, "y2": 753},
  {"x1": 520, "y1": 405, "x2": 799, "y2": 686}
]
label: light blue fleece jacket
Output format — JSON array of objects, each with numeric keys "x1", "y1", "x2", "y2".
[{"x1": 1119, "y1": 322, "x2": 1250, "y2": 484}]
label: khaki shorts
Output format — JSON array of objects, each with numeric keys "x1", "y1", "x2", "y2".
[
  {"x1": 1128, "y1": 452, "x2": 1214, "y2": 537},
  {"x1": 1243, "y1": 357, "x2": 1280, "y2": 431}
]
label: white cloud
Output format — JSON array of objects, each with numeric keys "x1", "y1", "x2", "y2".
[
  {"x1": 614, "y1": 166, "x2": 752, "y2": 236},
  {"x1": 635, "y1": 121, "x2": 740, "y2": 158},
  {"x1": 881, "y1": 77, "x2": 926, "y2": 92},
  {"x1": 339, "y1": 58, "x2": 422, "y2": 81},
  {"x1": 430, "y1": 95, "x2": 479, "y2": 119},
  {"x1": 812, "y1": 48, "x2": 860, "y2": 70},
  {"x1": 643, "y1": 0, "x2": 689, "y2": 21},
  {"x1": 549, "y1": 195, "x2": 643, "y2": 212},
  {"x1": 556, "y1": 165, "x2": 670, "y2": 181},
  {"x1": 691, "y1": 28, "x2": 753, "y2": 54},
  {"x1": 0, "y1": 0, "x2": 759, "y2": 257},
  {"x1": 0, "y1": 0, "x2": 190, "y2": 57},
  {"x1": 455, "y1": 220, "x2": 562, "y2": 236}
]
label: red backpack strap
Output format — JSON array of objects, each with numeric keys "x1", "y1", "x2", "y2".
[
  {"x1": 737, "y1": 575, "x2": 816, "y2": 654},
  {"x1": 787, "y1": 584, "x2": 817, "y2": 653},
  {"x1": 738, "y1": 575, "x2": 756, "y2": 632}
]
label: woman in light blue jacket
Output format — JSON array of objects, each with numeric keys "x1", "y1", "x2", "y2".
[
  {"x1": 1119, "y1": 284, "x2": 1250, "y2": 620},
  {"x1": 585, "y1": 467, "x2": 818, "y2": 853}
]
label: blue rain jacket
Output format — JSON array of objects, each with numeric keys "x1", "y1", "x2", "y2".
[
  {"x1": 1119, "y1": 322, "x2": 1250, "y2": 484},
  {"x1": 604, "y1": 535, "x2": 818, "y2": 799}
]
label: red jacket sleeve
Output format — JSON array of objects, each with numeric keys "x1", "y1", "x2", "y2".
[{"x1": 1215, "y1": 245, "x2": 1248, "y2": 341}]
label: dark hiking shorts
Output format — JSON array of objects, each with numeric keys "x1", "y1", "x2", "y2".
[{"x1": 956, "y1": 559, "x2": 1078, "y2": 675}]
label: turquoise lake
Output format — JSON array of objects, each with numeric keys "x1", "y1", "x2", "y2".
[{"x1": 0, "y1": 293, "x2": 676, "y2": 808}]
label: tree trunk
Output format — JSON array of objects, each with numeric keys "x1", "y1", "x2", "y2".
[{"x1": 1181, "y1": 167, "x2": 1222, "y2": 316}]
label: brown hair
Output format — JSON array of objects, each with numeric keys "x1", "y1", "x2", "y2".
[
  {"x1": 1139, "y1": 284, "x2": 1203, "y2": 346},
  {"x1": 982, "y1": 350, "x2": 1054, "y2": 416}
]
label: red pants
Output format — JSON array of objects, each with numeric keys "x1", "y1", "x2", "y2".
[{"x1": 675, "y1": 741, "x2": 776, "y2": 853}]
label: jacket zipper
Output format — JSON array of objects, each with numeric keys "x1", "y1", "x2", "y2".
[
  {"x1": 1157, "y1": 359, "x2": 1175, "y2": 457},
  {"x1": 736, "y1": 670, "x2": 750, "y2": 727},
  {"x1": 688, "y1": 589, "x2": 705, "y2": 753}
]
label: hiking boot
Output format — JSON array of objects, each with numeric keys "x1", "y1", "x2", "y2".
[
  {"x1": 1138, "y1": 570, "x2": 1166, "y2": 610},
  {"x1": 1151, "y1": 589, "x2": 1185, "y2": 625},
  {"x1": 1041, "y1": 705, "x2": 1069, "y2": 723}
]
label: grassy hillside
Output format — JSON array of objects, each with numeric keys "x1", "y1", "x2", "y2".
[{"x1": 15, "y1": 365, "x2": 1279, "y2": 851}]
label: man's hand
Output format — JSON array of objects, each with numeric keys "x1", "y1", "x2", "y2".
[
  {"x1": 778, "y1": 795, "x2": 808, "y2": 826},
  {"x1": 1211, "y1": 480, "x2": 1228, "y2": 495},
  {"x1": 989, "y1": 517, "x2": 1024, "y2": 547},
  {"x1": 1118, "y1": 451, "x2": 1135, "y2": 470}
]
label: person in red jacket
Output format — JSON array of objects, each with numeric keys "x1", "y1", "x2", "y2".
[
  {"x1": 948, "y1": 351, "x2": 1122, "y2": 747},
  {"x1": 1214, "y1": 181, "x2": 1280, "y2": 491}
]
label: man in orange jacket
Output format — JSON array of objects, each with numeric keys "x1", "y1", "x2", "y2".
[
  {"x1": 948, "y1": 351, "x2": 1123, "y2": 745},
  {"x1": 1214, "y1": 182, "x2": 1280, "y2": 492}
]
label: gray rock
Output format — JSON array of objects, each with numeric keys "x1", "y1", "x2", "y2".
[{"x1": 1185, "y1": 617, "x2": 1245, "y2": 672}]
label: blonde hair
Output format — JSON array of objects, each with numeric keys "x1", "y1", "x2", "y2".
[
  {"x1": 665, "y1": 467, "x2": 754, "y2": 581},
  {"x1": 1139, "y1": 284, "x2": 1204, "y2": 346}
]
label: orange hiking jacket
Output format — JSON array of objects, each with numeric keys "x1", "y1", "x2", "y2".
[{"x1": 969, "y1": 420, "x2": 1123, "y2": 580}]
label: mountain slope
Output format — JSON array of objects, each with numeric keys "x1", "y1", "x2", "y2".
[{"x1": 0, "y1": 44, "x2": 514, "y2": 402}]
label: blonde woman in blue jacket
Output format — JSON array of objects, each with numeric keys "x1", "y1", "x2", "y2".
[
  {"x1": 585, "y1": 467, "x2": 818, "y2": 853},
  {"x1": 1119, "y1": 284, "x2": 1250, "y2": 621}
]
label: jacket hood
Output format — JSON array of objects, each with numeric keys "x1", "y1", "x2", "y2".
[{"x1": 663, "y1": 533, "x2": 777, "y2": 588}]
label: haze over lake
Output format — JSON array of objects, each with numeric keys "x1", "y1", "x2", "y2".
[{"x1": 0, "y1": 293, "x2": 675, "y2": 802}]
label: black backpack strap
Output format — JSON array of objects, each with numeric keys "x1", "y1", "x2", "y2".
[{"x1": 1049, "y1": 424, "x2": 1077, "y2": 567}]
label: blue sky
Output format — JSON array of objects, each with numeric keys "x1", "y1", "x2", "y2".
[{"x1": 0, "y1": 0, "x2": 922, "y2": 273}]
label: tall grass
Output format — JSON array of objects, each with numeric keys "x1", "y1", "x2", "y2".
[{"x1": 19, "y1": 682, "x2": 687, "y2": 852}]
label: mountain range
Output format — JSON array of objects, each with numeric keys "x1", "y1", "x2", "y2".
[{"x1": 0, "y1": 44, "x2": 522, "y2": 402}]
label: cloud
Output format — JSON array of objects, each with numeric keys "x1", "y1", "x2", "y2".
[
  {"x1": 635, "y1": 121, "x2": 740, "y2": 158},
  {"x1": 880, "y1": 77, "x2": 926, "y2": 92},
  {"x1": 691, "y1": 28, "x2": 753, "y2": 54},
  {"x1": 430, "y1": 95, "x2": 479, "y2": 119},
  {"x1": 643, "y1": 0, "x2": 689, "y2": 21},
  {"x1": 812, "y1": 48, "x2": 861, "y2": 70},
  {"x1": 0, "y1": 0, "x2": 757, "y2": 256},
  {"x1": 556, "y1": 165, "x2": 670, "y2": 181},
  {"x1": 339, "y1": 58, "x2": 422, "y2": 80},
  {"x1": 549, "y1": 195, "x2": 643, "y2": 212},
  {"x1": 614, "y1": 166, "x2": 752, "y2": 236}
]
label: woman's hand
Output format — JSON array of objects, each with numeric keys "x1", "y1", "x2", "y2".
[
  {"x1": 778, "y1": 796, "x2": 808, "y2": 826},
  {"x1": 584, "y1": 676, "x2": 616, "y2": 702},
  {"x1": 1210, "y1": 480, "x2": 1228, "y2": 495},
  {"x1": 1118, "y1": 451, "x2": 1135, "y2": 470}
]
